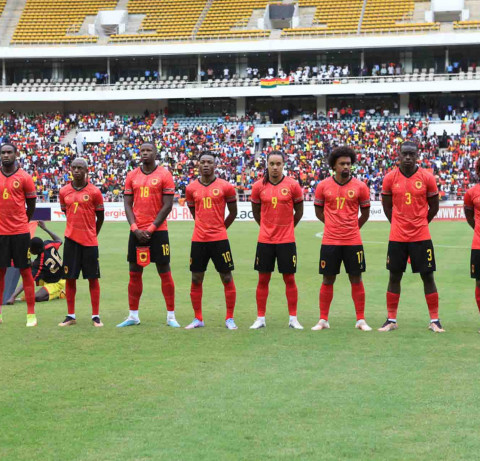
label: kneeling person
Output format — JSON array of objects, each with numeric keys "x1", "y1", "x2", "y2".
[
  {"x1": 59, "y1": 158, "x2": 104, "y2": 327},
  {"x1": 185, "y1": 153, "x2": 238, "y2": 329},
  {"x1": 6, "y1": 221, "x2": 65, "y2": 304}
]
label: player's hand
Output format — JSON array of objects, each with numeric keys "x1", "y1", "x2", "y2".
[
  {"x1": 5, "y1": 297, "x2": 15, "y2": 305},
  {"x1": 37, "y1": 220, "x2": 46, "y2": 230},
  {"x1": 134, "y1": 229, "x2": 150, "y2": 244}
]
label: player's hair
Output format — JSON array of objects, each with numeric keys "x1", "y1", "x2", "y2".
[
  {"x1": 198, "y1": 152, "x2": 216, "y2": 162},
  {"x1": 328, "y1": 146, "x2": 356, "y2": 169},
  {"x1": 141, "y1": 142, "x2": 157, "y2": 152},
  {"x1": 71, "y1": 157, "x2": 88, "y2": 168},
  {"x1": 30, "y1": 237, "x2": 44, "y2": 254},
  {"x1": 0, "y1": 142, "x2": 17, "y2": 153},
  {"x1": 400, "y1": 140, "x2": 419, "y2": 152},
  {"x1": 263, "y1": 150, "x2": 285, "y2": 185}
]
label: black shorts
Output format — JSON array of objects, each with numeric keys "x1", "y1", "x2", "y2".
[
  {"x1": 319, "y1": 245, "x2": 366, "y2": 275},
  {"x1": 127, "y1": 230, "x2": 170, "y2": 265},
  {"x1": 254, "y1": 242, "x2": 297, "y2": 274},
  {"x1": 63, "y1": 237, "x2": 100, "y2": 279},
  {"x1": 387, "y1": 240, "x2": 436, "y2": 273},
  {"x1": 470, "y1": 249, "x2": 480, "y2": 279},
  {"x1": 0, "y1": 233, "x2": 31, "y2": 269},
  {"x1": 190, "y1": 240, "x2": 234, "y2": 273}
]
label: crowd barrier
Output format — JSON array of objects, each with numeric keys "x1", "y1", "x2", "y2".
[{"x1": 35, "y1": 201, "x2": 466, "y2": 223}]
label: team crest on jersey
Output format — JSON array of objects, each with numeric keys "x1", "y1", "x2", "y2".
[
  {"x1": 151, "y1": 178, "x2": 159, "y2": 185},
  {"x1": 281, "y1": 188, "x2": 289, "y2": 196},
  {"x1": 321, "y1": 260, "x2": 326, "y2": 269},
  {"x1": 13, "y1": 180, "x2": 20, "y2": 189},
  {"x1": 212, "y1": 189, "x2": 220, "y2": 196},
  {"x1": 64, "y1": 266, "x2": 68, "y2": 274},
  {"x1": 83, "y1": 194, "x2": 90, "y2": 201},
  {"x1": 415, "y1": 181, "x2": 423, "y2": 189},
  {"x1": 347, "y1": 190, "x2": 355, "y2": 198}
]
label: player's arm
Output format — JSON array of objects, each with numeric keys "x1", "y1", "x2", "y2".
[
  {"x1": 252, "y1": 202, "x2": 261, "y2": 226},
  {"x1": 427, "y1": 194, "x2": 439, "y2": 223},
  {"x1": 149, "y1": 194, "x2": 173, "y2": 233},
  {"x1": 6, "y1": 283, "x2": 25, "y2": 305},
  {"x1": 26, "y1": 197, "x2": 36, "y2": 222},
  {"x1": 358, "y1": 207, "x2": 370, "y2": 229},
  {"x1": 188, "y1": 206, "x2": 196, "y2": 219},
  {"x1": 382, "y1": 194, "x2": 393, "y2": 223},
  {"x1": 124, "y1": 194, "x2": 149, "y2": 243},
  {"x1": 315, "y1": 205, "x2": 325, "y2": 223},
  {"x1": 225, "y1": 201, "x2": 237, "y2": 229},
  {"x1": 465, "y1": 207, "x2": 475, "y2": 230},
  {"x1": 293, "y1": 201, "x2": 303, "y2": 227},
  {"x1": 95, "y1": 209, "x2": 105, "y2": 235},
  {"x1": 37, "y1": 220, "x2": 62, "y2": 243}
]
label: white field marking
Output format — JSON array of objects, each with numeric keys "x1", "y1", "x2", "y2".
[{"x1": 314, "y1": 233, "x2": 468, "y2": 249}]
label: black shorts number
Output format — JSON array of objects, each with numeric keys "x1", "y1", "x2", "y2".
[
  {"x1": 254, "y1": 242, "x2": 297, "y2": 274},
  {"x1": 387, "y1": 240, "x2": 436, "y2": 273},
  {"x1": 63, "y1": 237, "x2": 100, "y2": 280},
  {"x1": 127, "y1": 231, "x2": 171, "y2": 265},
  {"x1": 319, "y1": 245, "x2": 366, "y2": 275},
  {"x1": 190, "y1": 240, "x2": 235, "y2": 273},
  {"x1": 0, "y1": 233, "x2": 31, "y2": 269}
]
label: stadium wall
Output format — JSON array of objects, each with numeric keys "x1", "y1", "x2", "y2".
[{"x1": 35, "y1": 202, "x2": 466, "y2": 223}]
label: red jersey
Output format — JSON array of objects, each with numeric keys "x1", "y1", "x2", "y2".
[
  {"x1": 315, "y1": 177, "x2": 370, "y2": 245},
  {"x1": 59, "y1": 182, "x2": 104, "y2": 246},
  {"x1": 186, "y1": 178, "x2": 236, "y2": 242},
  {"x1": 250, "y1": 176, "x2": 303, "y2": 244},
  {"x1": 464, "y1": 184, "x2": 480, "y2": 249},
  {"x1": 382, "y1": 167, "x2": 438, "y2": 242},
  {"x1": 0, "y1": 167, "x2": 37, "y2": 235},
  {"x1": 124, "y1": 166, "x2": 175, "y2": 231}
]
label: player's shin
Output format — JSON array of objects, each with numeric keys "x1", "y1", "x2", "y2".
[
  {"x1": 128, "y1": 271, "x2": 142, "y2": 315},
  {"x1": 89, "y1": 279, "x2": 100, "y2": 317},
  {"x1": 66, "y1": 279, "x2": 77, "y2": 316},
  {"x1": 223, "y1": 279, "x2": 236, "y2": 320},
  {"x1": 190, "y1": 282, "x2": 203, "y2": 321},
  {"x1": 20, "y1": 268, "x2": 35, "y2": 315},
  {"x1": 386, "y1": 291, "x2": 400, "y2": 320},
  {"x1": 425, "y1": 292, "x2": 439, "y2": 320},
  {"x1": 476, "y1": 286, "x2": 480, "y2": 314},
  {"x1": 256, "y1": 272, "x2": 271, "y2": 317},
  {"x1": 319, "y1": 284, "x2": 334, "y2": 320},
  {"x1": 351, "y1": 282, "x2": 365, "y2": 320},
  {"x1": 159, "y1": 272, "x2": 175, "y2": 313},
  {"x1": 0, "y1": 268, "x2": 5, "y2": 316},
  {"x1": 283, "y1": 273, "x2": 298, "y2": 316}
]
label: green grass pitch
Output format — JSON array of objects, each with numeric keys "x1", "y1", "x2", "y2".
[{"x1": 1, "y1": 220, "x2": 479, "y2": 460}]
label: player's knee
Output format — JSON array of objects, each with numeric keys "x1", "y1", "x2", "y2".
[
  {"x1": 156, "y1": 263, "x2": 170, "y2": 274},
  {"x1": 389, "y1": 272, "x2": 403, "y2": 284},
  {"x1": 420, "y1": 272, "x2": 435, "y2": 284},
  {"x1": 220, "y1": 272, "x2": 232, "y2": 284},
  {"x1": 191, "y1": 273, "x2": 204, "y2": 285},
  {"x1": 323, "y1": 275, "x2": 336, "y2": 285}
]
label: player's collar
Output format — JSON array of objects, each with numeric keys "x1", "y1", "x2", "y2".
[
  {"x1": 140, "y1": 165, "x2": 158, "y2": 176},
  {"x1": 72, "y1": 181, "x2": 88, "y2": 191},
  {"x1": 399, "y1": 166, "x2": 419, "y2": 179},
  {"x1": 268, "y1": 175, "x2": 285, "y2": 186},
  {"x1": 0, "y1": 165, "x2": 19, "y2": 177},
  {"x1": 199, "y1": 177, "x2": 217, "y2": 187},
  {"x1": 333, "y1": 176, "x2": 353, "y2": 186}
]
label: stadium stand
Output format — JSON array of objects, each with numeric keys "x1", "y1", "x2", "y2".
[
  {"x1": 0, "y1": 0, "x2": 6, "y2": 17},
  {"x1": 454, "y1": 20, "x2": 480, "y2": 30},
  {"x1": 196, "y1": 0, "x2": 272, "y2": 40},
  {"x1": 110, "y1": 0, "x2": 206, "y2": 42},
  {"x1": 1, "y1": 111, "x2": 477, "y2": 203},
  {"x1": 281, "y1": 0, "x2": 363, "y2": 37},
  {"x1": 361, "y1": 0, "x2": 440, "y2": 34},
  {"x1": 11, "y1": 0, "x2": 116, "y2": 44}
]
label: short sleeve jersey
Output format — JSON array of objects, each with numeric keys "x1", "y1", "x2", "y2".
[
  {"x1": 32, "y1": 240, "x2": 63, "y2": 284},
  {"x1": 250, "y1": 176, "x2": 303, "y2": 244},
  {"x1": 0, "y1": 168, "x2": 37, "y2": 235},
  {"x1": 315, "y1": 177, "x2": 370, "y2": 246},
  {"x1": 59, "y1": 183, "x2": 104, "y2": 247},
  {"x1": 124, "y1": 166, "x2": 175, "y2": 232},
  {"x1": 464, "y1": 184, "x2": 480, "y2": 249},
  {"x1": 381, "y1": 167, "x2": 438, "y2": 242},
  {"x1": 186, "y1": 178, "x2": 236, "y2": 242}
]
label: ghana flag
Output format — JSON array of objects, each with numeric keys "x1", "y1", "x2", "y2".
[{"x1": 261, "y1": 78, "x2": 277, "y2": 88}]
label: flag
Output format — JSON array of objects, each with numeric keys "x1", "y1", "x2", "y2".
[{"x1": 261, "y1": 78, "x2": 277, "y2": 88}]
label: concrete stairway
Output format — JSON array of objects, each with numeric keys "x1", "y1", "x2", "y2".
[{"x1": 0, "y1": 0, "x2": 28, "y2": 46}]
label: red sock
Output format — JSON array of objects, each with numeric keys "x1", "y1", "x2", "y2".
[
  {"x1": 425, "y1": 292, "x2": 439, "y2": 320},
  {"x1": 20, "y1": 268, "x2": 35, "y2": 315},
  {"x1": 256, "y1": 272, "x2": 271, "y2": 317},
  {"x1": 283, "y1": 273, "x2": 298, "y2": 316},
  {"x1": 66, "y1": 279, "x2": 77, "y2": 316},
  {"x1": 159, "y1": 272, "x2": 175, "y2": 312},
  {"x1": 190, "y1": 282, "x2": 203, "y2": 321},
  {"x1": 223, "y1": 279, "x2": 236, "y2": 320},
  {"x1": 89, "y1": 279, "x2": 100, "y2": 317},
  {"x1": 0, "y1": 268, "x2": 5, "y2": 310},
  {"x1": 386, "y1": 291, "x2": 400, "y2": 320},
  {"x1": 475, "y1": 286, "x2": 480, "y2": 313},
  {"x1": 351, "y1": 282, "x2": 365, "y2": 321},
  {"x1": 319, "y1": 284, "x2": 334, "y2": 320},
  {"x1": 128, "y1": 271, "x2": 142, "y2": 311}
]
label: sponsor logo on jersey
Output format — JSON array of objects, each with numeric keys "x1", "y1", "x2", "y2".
[
  {"x1": 347, "y1": 190, "x2": 355, "y2": 198},
  {"x1": 281, "y1": 188, "x2": 289, "y2": 196},
  {"x1": 415, "y1": 181, "x2": 423, "y2": 189}
]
